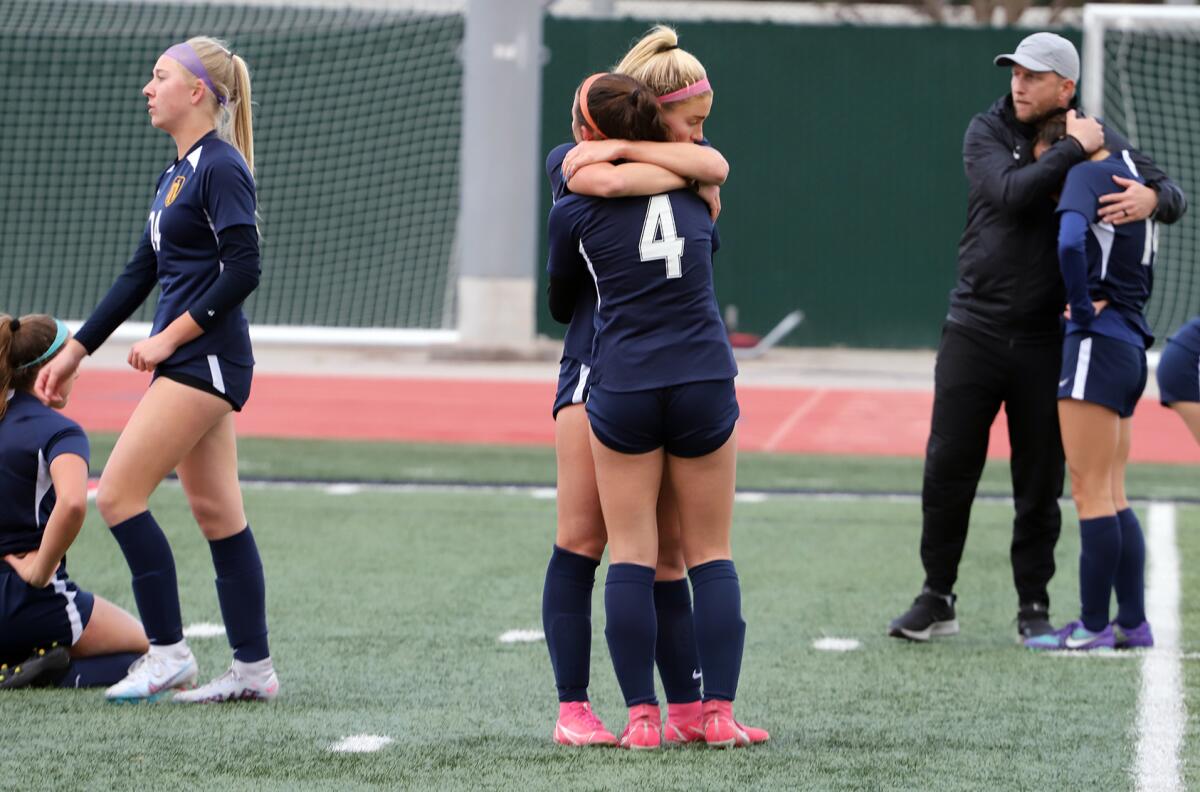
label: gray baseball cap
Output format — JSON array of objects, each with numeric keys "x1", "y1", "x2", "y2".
[{"x1": 994, "y1": 32, "x2": 1080, "y2": 82}]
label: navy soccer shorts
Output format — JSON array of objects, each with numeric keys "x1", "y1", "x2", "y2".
[
  {"x1": 1058, "y1": 332, "x2": 1148, "y2": 418},
  {"x1": 586, "y1": 379, "x2": 739, "y2": 458},
  {"x1": 0, "y1": 561, "x2": 94, "y2": 663},
  {"x1": 155, "y1": 354, "x2": 253, "y2": 411},
  {"x1": 1157, "y1": 337, "x2": 1200, "y2": 405},
  {"x1": 553, "y1": 357, "x2": 593, "y2": 419}
]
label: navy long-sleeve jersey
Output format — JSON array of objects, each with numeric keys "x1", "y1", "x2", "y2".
[{"x1": 1056, "y1": 151, "x2": 1156, "y2": 348}]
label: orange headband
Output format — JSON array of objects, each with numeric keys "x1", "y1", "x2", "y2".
[{"x1": 578, "y1": 72, "x2": 607, "y2": 140}]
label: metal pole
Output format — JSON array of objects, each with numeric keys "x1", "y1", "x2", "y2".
[{"x1": 456, "y1": 0, "x2": 544, "y2": 350}]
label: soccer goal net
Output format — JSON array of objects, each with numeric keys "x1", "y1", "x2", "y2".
[
  {"x1": 1083, "y1": 4, "x2": 1200, "y2": 341},
  {"x1": 2, "y1": 0, "x2": 464, "y2": 345}
]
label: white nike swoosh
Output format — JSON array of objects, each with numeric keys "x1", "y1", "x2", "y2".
[
  {"x1": 1059, "y1": 379, "x2": 1069, "y2": 387},
  {"x1": 1064, "y1": 635, "x2": 1097, "y2": 649},
  {"x1": 692, "y1": 670, "x2": 702, "y2": 680}
]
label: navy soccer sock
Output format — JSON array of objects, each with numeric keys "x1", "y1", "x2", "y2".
[
  {"x1": 604, "y1": 563, "x2": 658, "y2": 707},
  {"x1": 1079, "y1": 515, "x2": 1122, "y2": 633},
  {"x1": 58, "y1": 652, "x2": 143, "y2": 688},
  {"x1": 689, "y1": 559, "x2": 746, "y2": 702},
  {"x1": 1115, "y1": 508, "x2": 1147, "y2": 628},
  {"x1": 542, "y1": 545, "x2": 600, "y2": 703},
  {"x1": 654, "y1": 578, "x2": 702, "y2": 704},
  {"x1": 209, "y1": 526, "x2": 270, "y2": 662},
  {"x1": 109, "y1": 511, "x2": 183, "y2": 646}
]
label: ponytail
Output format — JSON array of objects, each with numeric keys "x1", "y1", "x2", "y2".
[
  {"x1": 229, "y1": 54, "x2": 255, "y2": 175},
  {"x1": 0, "y1": 316, "x2": 15, "y2": 420},
  {"x1": 614, "y1": 25, "x2": 709, "y2": 100},
  {"x1": 184, "y1": 36, "x2": 255, "y2": 175}
]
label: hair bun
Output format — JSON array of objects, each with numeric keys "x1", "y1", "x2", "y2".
[{"x1": 9, "y1": 318, "x2": 19, "y2": 332}]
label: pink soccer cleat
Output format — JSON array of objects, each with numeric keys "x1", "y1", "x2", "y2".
[
  {"x1": 618, "y1": 703, "x2": 662, "y2": 750},
  {"x1": 553, "y1": 701, "x2": 618, "y2": 746},
  {"x1": 702, "y1": 699, "x2": 765, "y2": 748},
  {"x1": 669, "y1": 700, "x2": 769, "y2": 746}
]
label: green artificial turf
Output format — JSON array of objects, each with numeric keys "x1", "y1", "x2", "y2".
[
  {"x1": 85, "y1": 434, "x2": 1200, "y2": 501},
  {"x1": 3, "y1": 480, "x2": 1181, "y2": 790}
]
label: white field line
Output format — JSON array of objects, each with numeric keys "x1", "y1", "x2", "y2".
[
  {"x1": 1135, "y1": 502, "x2": 1184, "y2": 792},
  {"x1": 813, "y1": 637, "x2": 860, "y2": 652},
  {"x1": 183, "y1": 622, "x2": 226, "y2": 639},
  {"x1": 330, "y1": 735, "x2": 393, "y2": 753},
  {"x1": 763, "y1": 389, "x2": 828, "y2": 452},
  {"x1": 498, "y1": 629, "x2": 545, "y2": 644}
]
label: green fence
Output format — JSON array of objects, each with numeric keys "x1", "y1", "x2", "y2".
[
  {"x1": 538, "y1": 21, "x2": 1083, "y2": 349},
  {"x1": 2, "y1": 0, "x2": 462, "y2": 329}
]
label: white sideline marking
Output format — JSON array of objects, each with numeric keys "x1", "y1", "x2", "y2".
[
  {"x1": 325, "y1": 483, "x2": 362, "y2": 496},
  {"x1": 183, "y1": 622, "x2": 226, "y2": 639},
  {"x1": 530, "y1": 488, "x2": 557, "y2": 500},
  {"x1": 735, "y1": 492, "x2": 769, "y2": 504},
  {"x1": 498, "y1": 629, "x2": 545, "y2": 644},
  {"x1": 330, "y1": 735, "x2": 393, "y2": 753},
  {"x1": 813, "y1": 637, "x2": 860, "y2": 652},
  {"x1": 763, "y1": 390, "x2": 827, "y2": 453},
  {"x1": 1135, "y1": 502, "x2": 1184, "y2": 792}
]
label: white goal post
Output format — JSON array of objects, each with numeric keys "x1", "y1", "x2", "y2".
[{"x1": 1082, "y1": 3, "x2": 1200, "y2": 340}]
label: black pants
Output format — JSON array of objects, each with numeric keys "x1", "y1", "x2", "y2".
[{"x1": 920, "y1": 321, "x2": 1065, "y2": 607}]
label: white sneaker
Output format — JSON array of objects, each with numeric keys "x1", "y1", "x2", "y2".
[
  {"x1": 173, "y1": 659, "x2": 279, "y2": 704},
  {"x1": 104, "y1": 644, "x2": 198, "y2": 703}
]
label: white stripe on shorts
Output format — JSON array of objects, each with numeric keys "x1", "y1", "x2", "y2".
[
  {"x1": 51, "y1": 573, "x2": 83, "y2": 645},
  {"x1": 1072, "y1": 337, "x2": 1093, "y2": 400},
  {"x1": 207, "y1": 355, "x2": 227, "y2": 394},
  {"x1": 572, "y1": 364, "x2": 591, "y2": 404}
]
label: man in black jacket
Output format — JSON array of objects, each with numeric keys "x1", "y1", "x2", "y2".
[{"x1": 888, "y1": 32, "x2": 1187, "y2": 642}]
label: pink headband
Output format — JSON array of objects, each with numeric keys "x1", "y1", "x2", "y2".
[{"x1": 658, "y1": 78, "x2": 712, "y2": 104}]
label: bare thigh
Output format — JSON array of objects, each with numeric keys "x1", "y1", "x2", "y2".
[
  {"x1": 1059, "y1": 399, "x2": 1120, "y2": 518},
  {"x1": 589, "y1": 427, "x2": 662, "y2": 567},
  {"x1": 1175, "y1": 403, "x2": 1200, "y2": 445},
  {"x1": 1110, "y1": 417, "x2": 1133, "y2": 511},
  {"x1": 175, "y1": 412, "x2": 247, "y2": 541},
  {"x1": 555, "y1": 406, "x2": 606, "y2": 559},
  {"x1": 655, "y1": 479, "x2": 687, "y2": 580},
  {"x1": 72, "y1": 596, "x2": 149, "y2": 658},
  {"x1": 96, "y1": 378, "x2": 232, "y2": 526},
  {"x1": 668, "y1": 429, "x2": 738, "y2": 569}
]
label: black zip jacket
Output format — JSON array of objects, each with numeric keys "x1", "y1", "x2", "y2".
[{"x1": 947, "y1": 94, "x2": 1187, "y2": 343}]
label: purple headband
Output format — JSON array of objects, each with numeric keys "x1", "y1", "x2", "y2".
[
  {"x1": 164, "y1": 42, "x2": 227, "y2": 106},
  {"x1": 658, "y1": 77, "x2": 712, "y2": 105}
]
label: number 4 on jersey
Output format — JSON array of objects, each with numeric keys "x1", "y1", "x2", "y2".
[{"x1": 640, "y1": 194, "x2": 684, "y2": 279}]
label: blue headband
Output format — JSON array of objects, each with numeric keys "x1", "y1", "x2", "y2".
[{"x1": 15, "y1": 319, "x2": 69, "y2": 371}]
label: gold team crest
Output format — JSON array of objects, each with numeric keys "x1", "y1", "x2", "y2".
[{"x1": 164, "y1": 175, "x2": 187, "y2": 207}]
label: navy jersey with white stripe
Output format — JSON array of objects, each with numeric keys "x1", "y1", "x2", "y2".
[
  {"x1": 147, "y1": 131, "x2": 257, "y2": 366},
  {"x1": 1056, "y1": 151, "x2": 1157, "y2": 347},
  {"x1": 545, "y1": 141, "x2": 722, "y2": 368},
  {"x1": 0, "y1": 392, "x2": 90, "y2": 556},
  {"x1": 547, "y1": 188, "x2": 736, "y2": 391}
]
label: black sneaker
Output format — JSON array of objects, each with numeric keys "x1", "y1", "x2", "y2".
[
  {"x1": 888, "y1": 589, "x2": 959, "y2": 641},
  {"x1": 1017, "y1": 602, "x2": 1055, "y2": 641},
  {"x1": 0, "y1": 645, "x2": 70, "y2": 690}
]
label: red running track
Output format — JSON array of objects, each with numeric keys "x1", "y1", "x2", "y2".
[{"x1": 61, "y1": 369, "x2": 1200, "y2": 464}]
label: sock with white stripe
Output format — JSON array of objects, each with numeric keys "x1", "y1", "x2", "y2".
[
  {"x1": 604, "y1": 563, "x2": 658, "y2": 707},
  {"x1": 1114, "y1": 507, "x2": 1147, "y2": 628},
  {"x1": 1079, "y1": 515, "x2": 1121, "y2": 633},
  {"x1": 542, "y1": 545, "x2": 599, "y2": 703},
  {"x1": 109, "y1": 511, "x2": 183, "y2": 646},
  {"x1": 654, "y1": 578, "x2": 702, "y2": 704},
  {"x1": 209, "y1": 526, "x2": 270, "y2": 663},
  {"x1": 57, "y1": 652, "x2": 143, "y2": 688},
  {"x1": 689, "y1": 559, "x2": 746, "y2": 702}
]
